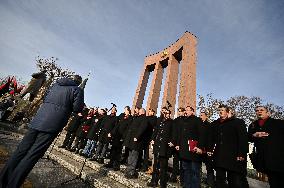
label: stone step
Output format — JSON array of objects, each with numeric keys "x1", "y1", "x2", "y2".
[
  {"x1": 46, "y1": 149, "x2": 128, "y2": 188},
  {"x1": 49, "y1": 132, "x2": 269, "y2": 188},
  {"x1": 49, "y1": 133, "x2": 212, "y2": 188},
  {"x1": 49, "y1": 146, "x2": 150, "y2": 188}
]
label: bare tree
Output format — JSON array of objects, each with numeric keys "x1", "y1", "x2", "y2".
[
  {"x1": 197, "y1": 94, "x2": 284, "y2": 125},
  {"x1": 35, "y1": 56, "x2": 75, "y2": 80}
]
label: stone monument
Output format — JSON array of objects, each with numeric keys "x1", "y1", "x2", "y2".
[{"x1": 132, "y1": 31, "x2": 197, "y2": 116}]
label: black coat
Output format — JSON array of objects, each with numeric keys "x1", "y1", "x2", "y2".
[
  {"x1": 173, "y1": 115, "x2": 206, "y2": 162},
  {"x1": 66, "y1": 108, "x2": 89, "y2": 133},
  {"x1": 98, "y1": 114, "x2": 118, "y2": 144},
  {"x1": 86, "y1": 115, "x2": 106, "y2": 140},
  {"x1": 144, "y1": 115, "x2": 157, "y2": 143},
  {"x1": 75, "y1": 116, "x2": 93, "y2": 138},
  {"x1": 66, "y1": 114, "x2": 83, "y2": 133},
  {"x1": 202, "y1": 120, "x2": 212, "y2": 149},
  {"x1": 29, "y1": 78, "x2": 84, "y2": 133},
  {"x1": 123, "y1": 115, "x2": 150, "y2": 151},
  {"x1": 210, "y1": 118, "x2": 248, "y2": 174},
  {"x1": 111, "y1": 115, "x2": 132, "y2": 147},
  {"x1": 248, "y1": 118, "x2": 284, "y2": 172},
  {"x1": 152, "y1": 118, "x2": 173, "y2": 157},
  {"x1": 171, "y1": 116, "x2": 185, "y2": 146}
]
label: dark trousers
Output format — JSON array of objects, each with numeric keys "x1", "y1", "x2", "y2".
[
  {"x1": 109, "y1": 141, "x2": 123, "y2": 167},
  {"x1": 0, "y1": 128, "x2": 57, "y2": 188},
  {"x1": 151, "y1": 155, "x2": 169, "y2": 188},
  {"x1": 121, "y1": 147, "x2": 129, "y2": 163},
  {"x1": 94, "y1": 142, "x2": 108, "y2": 159},
  {"x1": 126, "y1": 150, "x2": 139, "y2": 174},
  {"x1": 72, "y1": 137, "x2": 87, "y2": 150},
  {"x1": 142, "y1": 144, "x2": 150, "y2": 169},
  {"x1": 61, "y1": 131, "x2": 76, "y2": 149},
  {"x1": 204, "y1": 159, "x2": 215, "y2": 187},
  {"x1": 267, "y1": 171, "x2": 284, "y2": 188},
  {"x1": 215, "y1": 167, "x2": 248, "y2": 188},
  {"x1": 171, "y1": 150, "x2": 184, "y2": 184},
  {"x1": 182, "y1": 160, "x2": 201, "y2": 188}
]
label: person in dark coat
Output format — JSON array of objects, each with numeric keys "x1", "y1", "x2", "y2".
[
  {"x1": 104, "y1": 106, "x2": 132, "y2": 170},
  {"x1": 124, "y1": 108, "x2": 149, "y2": 178},
  {"x1": 0, "y1": 75, "x2": 84, "y2": 188},
  {"x1": 147, "y1": 109, "x2": 173, "y2": 188},
  {"x1": 248, "y1": 106, "x2": 284, "y2": 188},
  {"x1": 93, "y1": 107, "x2": 118, "y2": 163},
  {"x1": 140, "y1": 108, "x2": 157, "y2": 171},
  {"x1": 169, "y1": 107, "x2": 185, "y2": 183},
  {"x1": 199, "y1": 111, "x2": 215, "y2": 187},
  {"x1": 208, "y1": 104, "x2": 248, "y2": 188},
  {"x1": 120, "y1": 106, "x2": 140, "y2": 164},
  {"x1": 81, "y1": 108, "x2": 103, "y2": 158},
  {"x1": 20, "y1": 71, "x2": 47, "y2": 102},
  {"x1": 174, "y1": 106, "x2": 206, "y2": 188},
  {"x1": 87, "y1": 109, "x2": 107, "y2": 144},
  {"x1": 59, "y1": 107, "x2": 88, "y2": 149},
  {"x1": 70, "y1": 108, "x2": 93, "y2": 154}
]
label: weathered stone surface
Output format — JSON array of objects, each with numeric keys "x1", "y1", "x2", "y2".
[{"x1": 132, "y1": 66, "x2": 150, "y2": 110}]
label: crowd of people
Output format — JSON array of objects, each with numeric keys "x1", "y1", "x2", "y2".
[
  {"x1": 0, "y1": 75, "x2": 283, "y2": 188},
  {"x1": 58, "y1": 103, "x2": 283, "y2": 188}
]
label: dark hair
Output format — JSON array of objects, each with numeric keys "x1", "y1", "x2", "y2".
[
  {"x1": 162, "y1": 106, "x2": 168, "y2": 110},
  {"x1": 72, "y1": 75, "x2": 82, "y2": 85},
  {"x1": 124, "y1": 106, "x2": 131, "y2": 114},
  {"x1": 200, "y1": 111, "x2": 208, "y2": 116},
  {"x1": 186, "y1": 106, "x2": 195, "y2": 112},
  {"x1": 149, "y1": 108, "x2": 155, "y2": 113},
  {"x1": 178, "y1": 107, "x2": 185, "y2": 112},
  {"x1": 218, "y1": 104, "x2": 230, "y2": 112},
  {"x1": 100, "y1": 108, "x2": 106, "y2": 113},
  {"x1": 255, "y1": 105, "x2": 269, "y2": 112}
]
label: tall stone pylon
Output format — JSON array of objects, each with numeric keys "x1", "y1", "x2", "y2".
[{"x1": 132, "y1": 31, "x2": 197, "y2": 117}]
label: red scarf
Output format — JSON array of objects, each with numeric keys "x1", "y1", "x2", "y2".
[{"x1": 258, "y1": 118, "x2": 268, "y2": 127}]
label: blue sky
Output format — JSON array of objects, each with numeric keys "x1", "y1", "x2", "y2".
[{"x1": 1, "y1": 0, "x2": 283, "y2": 113}]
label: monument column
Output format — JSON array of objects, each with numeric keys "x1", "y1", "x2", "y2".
[
  {"x1": 146, "y1": 62, "x2": 163, "y2": 113},
  {"x1": 161, "y1": 55, "x2": 179, "y2": 117},
  {"x1": 178, "y1": 36, "x2": 197, "y2": 110},
  {"x1": 132, "y1": 65, "x2": 150, "y2": 110}
]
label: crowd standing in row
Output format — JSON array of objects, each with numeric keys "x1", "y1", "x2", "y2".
[
  {"x1": 59, "y1": 103, "x2": 283, "y2": 188},
  {"x1": 0, "y1": 75, "x2": 283, "y2": 188}
]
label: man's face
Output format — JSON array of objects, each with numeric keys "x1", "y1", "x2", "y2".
[
  {"x1": 98, "y1": 109, "x2": 104, "y2": 115},
  {"x1": 148, "y1": 110, "x2": 154, "y2": 116},
  {"x1": 89, "y1": 109, "x2": 94, "y2": 114},
  {"x1": 256, "y1": 107, "x2": 270, "y2": 120},
  {"x1": 177, "y1": 109, "x2": 185, "y2": 117},
  {"x1": 111, "y1": 108, "x2": 117, "y2": 114},
  {"x1": 124, "y1": 108, "x2": 130, "y2": 115},
  {"x1": 218, "y1": 107, "x2": 228, "y2": 119},
  {"x1": 185, "y1": 107, "x2": 194, "y2": 116},
  {"x1": 165, "y1": 112, "x2": 171, "y2": 119},
  {"x1": 139, "y1": 109, "x2": 146, "y2": 115},
  {"x1": 134, "y1": 108, "x2": 139, "y2": 114},
  {"x1": 199, "y1": 112, "x2": 207, "y2": 121}
]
